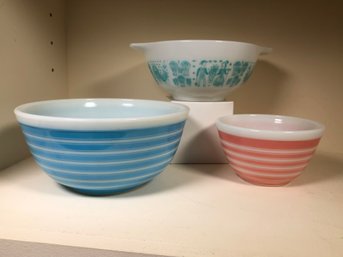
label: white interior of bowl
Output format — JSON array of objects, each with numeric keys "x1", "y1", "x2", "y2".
[
  {"x1": 15, "y1": 99, "x2": 189, "y2": 130},
  {"x1": 217, "y1": 114, "x2": 325, "y2": 141}
]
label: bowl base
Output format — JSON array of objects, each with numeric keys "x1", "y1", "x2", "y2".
[
  {"x1": 60, "y1": 182, "x2": 150, "y2": 196},
  {"x1": 172, "y1": 95, "x2": 225, "y2": 102},
  {"x1": 235, "y1": 173, "x2": 294, "y2": 187}
]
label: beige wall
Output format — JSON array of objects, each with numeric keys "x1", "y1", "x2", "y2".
[
  {"x1": 0, "y1": 0, "x2": 342, "y2": 170},
  {"x1": 0, "y1": 0, "x2": 67, "y2": 169},
  {"x1": 66, "y1": 0, "x2": 343, "y2": 154}
]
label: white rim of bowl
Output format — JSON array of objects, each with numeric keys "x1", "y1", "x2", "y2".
[
  {"x1": 130, "y1": 40, "x2": 272, "y2": 55},
  {"x1": 14, "y1": 98, "x2": 189, "y2": 131},
  {"x1": 131, "y1": 39, "x2": 260, "y2": 47},
  {"x1": 216, "y1": 114, "x2": 325, "y2": 141}
]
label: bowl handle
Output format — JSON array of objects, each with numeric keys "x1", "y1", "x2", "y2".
[{"x1": 130, "y1": 43, "x2": 147, "y2": 51}]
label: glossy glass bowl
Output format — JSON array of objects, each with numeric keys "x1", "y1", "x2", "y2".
[
  {"x1": 15, "y1": 99, "x2": 189, "y2": 195},
  {"x1": 216, "y1": 114, "x2": 325, "y2": 186},
  {"x1": 131, "y1": 40, "x2": 271, "y2": 101}
]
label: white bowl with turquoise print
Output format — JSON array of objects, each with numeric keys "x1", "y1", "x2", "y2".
[
  {"x1": 14, "y1": 99, "x2": 189, "y2": 196},
  {"x1": 131, "y1": 40, "x2": 272, "y2": 101}
]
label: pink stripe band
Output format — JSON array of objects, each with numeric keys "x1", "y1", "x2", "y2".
[
  {"x1": 227, "y1": 154, "x2": 311, "y2": 167},
  {"x1": 221, "y1": 143, "x2": 315, "y2": 158}
]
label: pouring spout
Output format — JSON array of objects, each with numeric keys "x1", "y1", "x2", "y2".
[{"x1": 130, "y1": 43, "x2": 148, "y2": 51}]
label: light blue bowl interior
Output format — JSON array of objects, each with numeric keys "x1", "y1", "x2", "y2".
[{"x1": 22, "y1": 99, "x2": 185, "y2": 119}]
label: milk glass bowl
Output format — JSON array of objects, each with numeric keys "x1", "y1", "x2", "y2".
[
  {"x1": 216, "y1": 114, "x2": 325, "y2": 186},
  {"x1": 131, "y1": 40, "x2": 272, "y2": 101},
  {"x1": 14, "y1": 99, "x2": 189, "y2": 195}
]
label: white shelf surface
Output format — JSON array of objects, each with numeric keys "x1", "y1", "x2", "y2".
[{"x1": 1, "y1": 153, "x2": 343, "y2": 257}]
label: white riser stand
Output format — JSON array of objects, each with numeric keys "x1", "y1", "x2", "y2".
[{"x1": 171, "y1": 101, "x2": 233, "y2": 164}]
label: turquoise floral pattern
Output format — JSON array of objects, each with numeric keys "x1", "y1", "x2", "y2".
[
  {"x1": 169, "y1": 60, "x2": 192, "y2": 87},
  {"x1": 148, "y1": 62, "x2": 169, "y2": 83},
  {"x1": 148, "y1": 60, "x2": 255, "y2": 88}
]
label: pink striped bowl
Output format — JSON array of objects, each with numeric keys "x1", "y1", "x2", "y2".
[{"x1": 216, "y1": 114, "x2": 325, "y2": 186}]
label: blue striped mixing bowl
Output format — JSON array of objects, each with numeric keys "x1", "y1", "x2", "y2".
[{"x1": 14, "y1": 99, "x2": 189, "y2": 195}]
